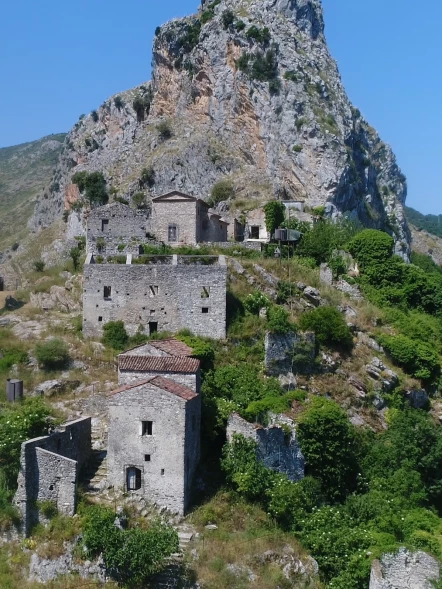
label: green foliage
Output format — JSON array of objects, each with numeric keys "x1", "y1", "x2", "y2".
[
  {"x1": 200, "y1": 9, "x2": 215, "y2": 24},
  {"x1": 411, "y1": 251, "x2": 442, "y2": 276},
  {"x1": 243, "y1": 291, "x2": 271, "y2": 315},
  {"x1": 179, "y1": 20, "x2": 202, "y2": 53},
  {"x1": 297, "y1": 398, "x2": 360, "y2": 502},
  {"x1": 246, "y1": 25, "x2": 271, "y2": 44},
  {"x1": 177, "y1": 333, "x2": 215, "y2": 371},
  {"x1": 72, "y1": 171, "x2": 108, "y2": 206},
  {"x1": 348, "y1": 229, "x2": 394, "y2": 270},
  {"x1": 81, "y1": 504, "x2": 178, "y2": 586},
  {"x1": 140, "y1": 165, "x2": 155, "y2": 187},
  {"x1": 405, "y1": 205, "x2": 442, "y2": 239},
  {"x1": 156, "y1": 120, "x2": 172, "y2": 140},
  {"x1": 267, "y1": 305, "x2": 293, "y2": 334},
  {"x1": 292, "y1": 144, "x2": 302, "y2": 153},
  {"x1": 132, "y1": 192, "x2": 146, "y2": 209},
  {"x1": 284, "y1": 70, "x2": 299, "y2": 82},
  {"x1": 0, "y1": 398, "x2": 53, "y2": 488},
  {"x1": 102, "y1": 320, "x2": 129, "y2": 351},
  {"x1": 114, "y1": 95, "x2": 124, "y2": 110},
  {"x1": 69, "y1": 246, "x2": 81, "y2": 271},
  {"x1": 296, "y1": 218, "x2": 360, "y2": 265},
  {"x1": 251, "y1": 49, "x2": 278, "y2": 82},
  {"x1": 35, "y1": 338, "x2": 70, "y2": 370},
  {"x1": 208, "y1": 179, "x2": 234, "y2": 206},
  {"x1": 244, "y1": 390, "x2": 305, "y2": 423},
  {"x1": 263, "y1": 201, "x2": 285, "y2": 235},
  {"x1": 378, "y1": 334, "x2": 440, "y2": 383},
  {"x1": 236, "y1": 52, "x2": 249, "y2": 72},
  {"x1": 33, "y1": 259, "x2": 45, "y2": 272},
  {"x1": 300, "y1": 306, "x2": 353, "y2": 352},
  {"x1": 155, "y1": 26, "x2": 161, "y2": 36},
  {"x1": 221, "y1": 9, "x2": 235, "y2": 29},
  {"x1": 91, "y1": 110, "x2": 99, "y2": 122},
  {"x1": 234, "y1": 19, "x2": 246, "y2": 31}
]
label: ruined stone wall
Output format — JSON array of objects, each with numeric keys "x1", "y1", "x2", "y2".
[
  {"x1": 107, "y1": 386, "x2": 200, "y2": 514},
  {"x1": 152, "y1": 200, "x2": 197, "y2": 244},
  {"x1": 83, "y1": 256, "x2": 227, "y2": 339},
  {"x1": 265, "y1": 331, "x2": 316, "y2": 376},
  {"x1": 226, "y1": 413, "x2": 305, "y2": 482},
  {"x1": 86, "y1": 203, "x2": 148, "y2": 254},
  {"x1": 118, "y1": 369, "x2": 198, "y2": 392},
  {"x1": 14, "y1": 417, "x2": 91, "y2": 535}
]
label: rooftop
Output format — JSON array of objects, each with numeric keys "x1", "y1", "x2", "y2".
[
  {"x1": 118, "y1": 355, "x2": 200, "y2": 374},
  {"x1": 108, "y1": 376, "x2": 198, "y2": 401}
]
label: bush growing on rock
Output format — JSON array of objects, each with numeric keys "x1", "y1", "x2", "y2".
[
  {"x1": 35, "y1": 339, "x2": 70, "y2": 370},
  {"x1": 299, "y1": 306, "x2": 353, "y2": 352},
  {"x1": 101, "y1": 321, "x2": 129, "y2": 351},
  {"x1": 72, "y1": 171, "x2": 108, "y2": 207},
  {"x1": 156, "y1": 120, "x2": 172, "y2": 141},
  {"x1": 33, "y1": 259, "x2": 45, "y2": 272},
  {"x1": 378, "y1": 333, "x2": 440, "y2": 383},
  {"x1": 208, "y1": 179, "x2": 234, "y2": 206}
]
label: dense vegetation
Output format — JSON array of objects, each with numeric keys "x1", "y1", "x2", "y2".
[{"x1": 406, "y1": 205, "x2": 442, "y2": 238}]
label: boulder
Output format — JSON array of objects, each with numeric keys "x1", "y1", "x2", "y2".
[
  {"x1": 303, "y1": 286, "x2": 323, "y2": 307},
  {"x1": 30, "y1": 285, "x2": 79, "y2": 313},
  {"x1": 406, "y1": 389, "x2": 429, "y2": 410},
  {"x1": 335, "y1": 280, "x2": 364, "y2": 300},
  {"x1": 265, "y1": 331, "x2": 316, "y2": 376},
  {"x1": 369, "y1": 548, "x2": 439, "y2": 589},
  {"x1": 319, "y1": 263, "x2": 333, "y2": 285},
  {"x1": 357, "y1": 332, "x2": 383, "y2": 352}
]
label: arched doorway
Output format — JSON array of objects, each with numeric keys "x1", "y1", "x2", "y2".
[{"x1": 126, "y1": 466, "x2": 142, "y2": 491}]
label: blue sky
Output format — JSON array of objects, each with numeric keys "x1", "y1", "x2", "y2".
[{"x1": 0, "y1": 0, "x2": 440, "y2": 214}]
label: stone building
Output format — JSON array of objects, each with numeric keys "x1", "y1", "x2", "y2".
[
  {"x1": 107, "y1": 340, "x2": 201, "y2": 515},
  {"x1": 151, "y1": 191, "x2": 228, "y2": 245},
  {"x1": 244, "y1": 208, "x2": 269, "y2": 242},
  {"x1": 83, "y1": 253, "x2": 227, "y2": 339},
  {"x1": 227, "y1": 413, "x2": 305, "y2": 482},
  {"x1": 14, "y1": 417, "x2": 92, "y2": 535},
  {"x1": 86, "y1": 202, "x2": 148, "y2": 255}
]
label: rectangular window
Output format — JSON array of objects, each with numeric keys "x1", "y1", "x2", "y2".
[
  {"x1": 145, "y1": 454, "x2": 151, "y2": 462},
  {"x1": 201, "y1": 287, "x2": 210, "y2": 299},
  {"x1": 98, "y1": 316, "x2": 103, "y2": 322},
  {"x1": 202, "y1": 307, "x2": 209, "y2": 314},
  {"x1": 250, "y1": 226, "x2": 260, "y2": 239},
  {"x1": 161, "y1": 469, "x2": 165, "y2": 476},
  {"x1": 104, "y1": 286, "x2": 111, "y2": 299},
  {"x1": 101, "y1": 219, "x2": 109, "y2": 231},
  {"x1": 168, "y1": 224, "x2": 178, "y2": 242},
  {"x1": 142, "y1": 421, "x2": 153, "y2": 436},
  {"x1": 149, "y1": 286, "x2": 158, "y2": 297}
]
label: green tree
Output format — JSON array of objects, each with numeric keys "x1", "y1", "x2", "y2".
[
  {"x1": 263, "y1": 201, "x2": 285, "y2": 236},
  {"x1": 72, "y1": 171, "x2": 108, "y2": 207},
  {"x1": 69, "y1": 246, "x2": 82, "y2": 271},
  {"x1": 132, "y1": 192, "x2": 147, "y2": 209},
  {"x1": 102, "y1": 321, "x2": 129, "y2": 350},
  {"x1": 35, "y1": 339, "x2": 70, "y2": 370},
  {"x1": 208, "y1": 179, "x2": 234, "y2": 206},
  {"x1": 300, "y1": 306, "x2": 353, "y2": 352},
  {"x1": 378, "y1": 334, "x2": 440, "y2": 383},
  {"x1": 348, "y1": 229, "x2": 394, "y2": 270}
]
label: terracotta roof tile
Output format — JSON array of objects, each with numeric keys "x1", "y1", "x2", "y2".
[
  {"x1": 148, "y1": 339, "x2": 194, "y2": 357},
  {"x1": 150, "y1": 375, "x2": 199, "y2": 401},
  {"x1": 108, "y1": 379, "x2": 154, "y2": 396},
  {"x1": 119, "y1": 356, "x2": 200, "y2": 373}
]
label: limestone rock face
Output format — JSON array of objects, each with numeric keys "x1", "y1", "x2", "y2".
[
  {"x1": 369, "y1": 548, "x2": 440, "y2": 589},
  {"x1": 30, "y1": 0, "x2": 410, "y2": 257}
]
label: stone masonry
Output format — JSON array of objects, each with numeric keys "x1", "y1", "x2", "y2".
[
  {"x1": 369, "y1": 548, "x2": 440, "y2": 589},
  {"x1": 14, "y1": 417, "x2": 91, "y2": 535},
  {"x1": 83, "y1": 254, "x2": 227, "y2": 339},
  {"x1": 227, "y1": 413, "x2": 305, "y2": 482}
]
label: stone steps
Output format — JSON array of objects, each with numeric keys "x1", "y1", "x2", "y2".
[{"x1": 80, "y1": 450, "x2": 108, "y2": 493}]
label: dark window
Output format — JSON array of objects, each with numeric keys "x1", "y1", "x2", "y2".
[
  {"x1": 104, "y1": 286, "x2": 111, "y2": 299},
  {"x1": 142, "y1": 421, "x2": 153, "y2": 436},
  {"x1": 145, "y1": 454, "x2": 151, "y2": 462},
  {"x1": 168, "y1": 224, "x2": 178, "y2": 242},
  {"x1": 101, "y1": 219, "x2": 109, "y2": 231},
  {"x1": 149, "y1": 322, "x2": 158, "y2": 334},
  {"x1": 202, "y1": 308, "x2": 209, "y2": 314},
  {"x1": 161, "y1": 469, "x2": 165, "y2": 476},
  {"x1": 127, "y1": 467, "x2": 142, "y2": 491},
  {"x1": 250, "y1": 226, "x2": 260, "y2": 239},
  {"x1": 0, "y1": 278, "x2": 3, "y2": 292},
  {"x1": 98, "y1": 316, "x2": 103, "y2": 322},
  {"x1": 150, "y1": 285, "x2": 158, "y2": 297},
  {"x1": 201, "y1": 287, "x2": 210, "y2": 299}
]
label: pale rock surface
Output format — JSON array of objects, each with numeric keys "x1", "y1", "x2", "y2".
[{"x1": 369, "y1": 548, "x2": 440, "y2": 589}]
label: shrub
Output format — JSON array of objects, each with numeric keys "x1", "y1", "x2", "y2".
[
  {"x1": 11, "y1": 242, "x2": 19, "y2": 251},
  {"x1": 297, "y1": 398, "x2": 360, "y2": 502},
  {"x1": 267, "y1": 305, "x2": 292, "y2": 334},
  {"x1": 208, "y1": 179, "x2": 234, "y2": 206},
  {"x1": 35, "y1": 338, "x2": 70, "y2": 370},
  {"x1": 132, "y1": 192, "x2": 146, "y2": 209},
  {"x1": 246, "y1": 25, "x2": 271, "y2": 44},
  {"x1": 300, "y1": 306, "x2": 353, "y2": 351},
  {"x1": 234, "y1": 20, "x2": 246, "y2": 32},
  {"x1": 91, "y1": 110, "x2": 99, "y2": 122},
  {"x1": 296, "y1": 218, "x2": 360, "y2": 265},
  {"x1": 72, "y1": 171, "x2": 108, "y2": 206},
  {"x1": 33, "y1": 259, "x2": 45, "y2": 272},
  {"x1": 251, "y1": 49, "x2": 278, "y2": 82},
  {"x1": 264, "y1": 201, "x2": 285, "y2": 235},
  {"x1": 236, "y1": 53, "x2": 249, "y2": 72},
  {"x1": 177, "y1": 334, "x2": 215, "y2": 371},
  {"x1": 243, "y1": 291, "x2": 271, "y2": 315},
  {"x1": 140, "y1": 166, "x2": 155, "y2": 187},
  {"x1": 114, "y1": 95, "x2": 124, "y2": 110},
  {"x1": 268, "y1": 77, "x2": 282, "y2": 94},
  {"x1": 292, "y1": 144, "x2": 302, "y2": 153},
  {"x1": 221, "y1": 9, "x2": 235, "y2": 29},
  {"x1": 348, "y1": 229, "x2": 394, "y2": 270},
  {"x1": 284, "y1": 71, "x2": 299, "y2": 82},
  {"x1": 378, "y1": 334, "x2": 440, "y2": 383},
  {"x1": 69, "y1": 246, "x2": 82, "y2": 271},
  {"x1": 155, "y1": 26, "x2": 161, "y2": 36},
  {"x1": 102, "y1": 320, "x2": 129, "y2": 350},
  {"x1": 156, "y1": 120, "x2": 172, "y2": 140}
]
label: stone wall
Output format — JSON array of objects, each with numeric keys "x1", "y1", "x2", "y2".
[
  {"x1": 369, "y1": 548, "x2": 440, "y2": 589},
  {"x1": 265, "y1": 331, "x2": 316, "y2": 376},
  {"x1": 83, "y1": 255, "x2": 227, "y2": 339},
  {"x1": 86, "y1": 203, "x2": 148, "y2": 254},
  {"x1": 152, "y1": 199, "x2": 198, "y2": 244},
  {"x1": 14, "y1": 417, "x2": 91, "y2": 535},
  {"x1": 118, "y1": 369, "x2": 199, "y2": 392},
  {"x1": 226, "y1": 413, "x2": 305, "y2": 482},
  {"x1": 107, "y1": 384, "x2": 200, "y2": 515}
]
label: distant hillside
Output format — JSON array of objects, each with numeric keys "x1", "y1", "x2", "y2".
[
  {"x1": 0, "y1": 134, "x2": 66, "y2": 252},
  {"x1": 405, "y1": 205, "x2": 442, "y2": 239}
]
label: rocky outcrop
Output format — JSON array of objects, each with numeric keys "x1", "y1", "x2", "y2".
[
  {"x1": 265, "y1": 330, "x2": 316, "y2": 376},
  {"x1": 369, "y1": 548, "x2": 440, "y2": 589},
  {"x1": 30, "y1": 0, "x2": 410, "y2": 256}
]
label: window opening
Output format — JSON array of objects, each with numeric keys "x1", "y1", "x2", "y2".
[
  {"x1": 145, "y1": 454, "x2": 151, "y2": 462},
  {"x1": 149, "y1": 322, "x2": 158, "y2": 335},
  {"x1": 142, "y1": 421, "x2": 153, "y2": 436},
  {"x1": 250, "y1": 226, "x2": 260, "y2": 239},
  {"x1": 149, "y1": 285, "x2": 158, "y2": 297},
  {"x1": 202, "y1": 308, "x2": 209, "y2": 314},
  {"x1": 98, "y1": 316, "x2": 103, "y2": 322},
  {"x1": 101, "y1": 219, "x2": 109, "y2": 231},
  {"x1": 201, "y1": 287, "x2": 210, "y2": 299},
  {"x1": 127, "y1": 467, "x2": 142, "y2": 491},
  {"x1": 168, "y1": 224, "x2": 178, "y2": 242},
  {"x1": 104, "y1": 286, "x2": 111, "y2": 299},
  {"x1": 161, "y1": 469, "x2": 165, "y2": 476}
]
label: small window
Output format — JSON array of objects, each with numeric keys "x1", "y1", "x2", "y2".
[
  {"x1": 168, "y1": 224, "x2": 178, "y2": 242},
  {"x1": 101, "y1": 219, "x2": 109, "y2": 231},
  {"x1": 150, "y1": 309, "x2": 156, "y2": 316},
  {"x1": 127, "y1": 467, "x2": 142, "y2": 491},
  {"x1": 104, "y1": 286, "x2": 111, "y2": 299},
  {"x1": 98, "y1": 316, "x2": 103, "y2": 322},
  {"x1": 161, "y1": 469, "x2": 165, "y2": 476},
  {"x1": 142, "y1": 421, "x2": 153, "y2": 436},
  {"x1": 149, "y1": 285, "x2": 158, "y2": 297},
  {"x1": 145, "y1": 454, "x2": 151, "y2": 462},
  {"x1": 250, "y1": 226, "x2": 260, "y2": 239},
  {"x1": 202, "y1": 307, "x2": 209, "y2": 314},
  {"x1": 149, "y1": 322, "x2": 158, "y2": 335},
  {"x1": 201, "y1": 287, "x2": 210, "y2": 299}
]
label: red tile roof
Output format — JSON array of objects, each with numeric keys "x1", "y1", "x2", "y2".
[
  {"x1": 108, "y1": 376, "x2": 198, "y2": 401},
  {"x1": 149, "y1": 339, "x2": 194, "y2": 357},
  {"x1": 119, "y1": 355, "x2": 200, "y2": 373}
]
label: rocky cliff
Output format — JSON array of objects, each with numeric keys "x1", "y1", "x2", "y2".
[{"x1": 30, "y1": 0, "x2": 410, "y2": 255}]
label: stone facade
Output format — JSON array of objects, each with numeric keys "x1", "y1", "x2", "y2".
[
  {"x1": 369, "y1": 548, "x2": 440, "y2": 589},
  {"x1": 265, "y1": 331, "x2": 316, "y2": 376},
  {"x1": 244, "y1": 208, "x2": 269, "y2": 242},
  {"x1": 86, "y1": 202, "x2": 148, "y2": 255},
  {"x1": 107, "y1": 377, "x2": 201, "y2": 515},
  {"x1": 14, "y1": 417, "x2": 91, "y2": 535},
  {"x1": 151, "y1": 191, "x2": 228, "y2": 245},
  {"x1": 226, "y1": 413, "x2": 305, "y2": 482},
  {"x1": 83, "y1": 254, "x2": 227, "y2": 339}
]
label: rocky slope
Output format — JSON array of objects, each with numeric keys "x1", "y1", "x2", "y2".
[
  {"x1": 0, "y1": 134, "x2": 65, "y2": 253},
  {"x1": 30, "y1": 0, "x2": 410, "y2": 256}
]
